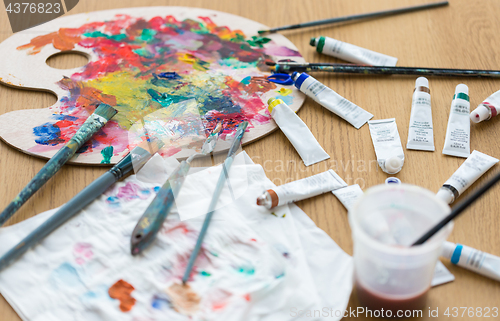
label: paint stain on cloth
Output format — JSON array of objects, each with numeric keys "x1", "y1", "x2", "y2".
[{"x1": 108, "y1": 279, "x2": 136, "y2": 312}]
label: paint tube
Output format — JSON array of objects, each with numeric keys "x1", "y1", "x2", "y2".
[
  {"x1": 310, "y1": 36, "x2": 398, "y2": 67},
  {"x1": 267, "y1": 98, "x2": 330, "y2": 166},
  {"x1": 470, "y1": 89, "x2": 500, "y2": 123},
  {"x1": 256, "y1": 169, "x2": 347, "y2": 209},
  {"x1": 442, "y1": 241, "x2": 500, "y2": 282},
  {"x1": 407, "y1": 77, "x2": 435, "y2": 151},
  {"x1": 332, "y1": 184, "x2": 363, "y2": 211},
  {"x1": 292, "y1": 72, "x2": 373, "y2": 129},
  {"x1": 442, "y1": 84, "x2": 470, "y2": 158},
  {"x1": 436, "y1": 150, "x2": 499, "y2": 204},
  {"x1": 368, "y1": 118, "x2": 404, "y2": 174},
  {"x1": 431, "y1": 261, "x2": 455, "y2": 287}
]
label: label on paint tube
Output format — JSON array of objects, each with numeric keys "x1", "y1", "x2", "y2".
[
  {"x1": 436, "y1": 150, "x2": 499, "y2": 204},
  {"x1": 293, "y1": 73, "x2": 373, "y2": 129},
  {"x1": 332, "y1": 184, "x2": 364, "y2": 211},
  {"x1": 407, "y1": 83, "x2": 435, "y2": 151},
  {"x1": 443, "y1": 86, "x2": 470, "y2": 158},
  {"x1": 368, "y1": 118, "x2": 405, "y2": 174},
  {"x1": 274, "y1": 170, "x2": 347, "y2": 207},
  {"x1": 312, "y1": 36, "x2": 398, "y2": 67},
  {"x1": 442, "y1": 241, "x2": 500, "y2": 282},
  {"x1": 268, "y1": 98, "x2": 330, "y2": 166}
]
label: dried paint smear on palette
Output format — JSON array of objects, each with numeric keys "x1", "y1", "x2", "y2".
[{"x1": 16, "y1": 14, "x2": 302, "y2": 160}]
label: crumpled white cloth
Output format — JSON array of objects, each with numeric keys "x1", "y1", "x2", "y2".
[{"x1": 0, "y1": 151, "x2": 353, "y2": 321}]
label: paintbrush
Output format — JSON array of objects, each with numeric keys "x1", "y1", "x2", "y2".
[
  {"x1": 0, "y1": 139, "x2": 162, "y2": 272},
  {"x1": 0, "y1": 104, "x2": 117, "y2": 226},
  {"x1": 131, "y1": 122, "x2": 223, "y2": 255},
  {"x1": 257, "y1": 1, "x2": 448, "y2": 34},
  {"x1": 268, "y1": 61, "x2": 500, "y2": 78},
  {"x1": 181, "y1": 121, "x2": 248, "y2": 284},
  {"x1": 412, "y1": 170, "x2": 500, "y2": 246}
]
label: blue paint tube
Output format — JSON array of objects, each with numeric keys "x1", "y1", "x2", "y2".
[
  {"x1": 442, "y1": 241, "x2": 500, "y2": 282},
  {"x1": 292, "y1": 72, "x2": 373, "y2": 129}
]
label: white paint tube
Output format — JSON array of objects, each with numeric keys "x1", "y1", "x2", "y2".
[
  {"x1": 310, "y1": 36, "x2": 398, "y2": 67},
  {"x1": 332, "y1": 184, "x2": 364, "y2": 212},
  {"x1": 407, "y1": 77, "x2": 435, "y2": 151},
  {"x1": 256, "y1": 169, "x2": 347, "y2": 209},
  {"x1": 368, "y1": 118, "x2": 405, "y2": 174},
  {"x1": 442, "y1": 241, "x2": 500, "y2": 282},
  {"x1": 292, "y1": 72, "x2": 373, "y2": 129},
  {"x1": 267, "y1": 98, "x2": 330, "y2": 166},
  {"x1": 470, "y1": 89, "x2": 500, "y2": 123},
  {"x1": 436, "y1": 150, "x2": 499, "y2": 204},
  {"x1": 442, "y1": 84, "x2": 470, "y2": 158},
  {"x1": 431, "y1": 261, "x2": 455, "y2": 287}
]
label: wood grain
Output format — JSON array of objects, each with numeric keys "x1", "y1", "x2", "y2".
[{"x1": 1, "y1": 0, "x2": 499, "y2": 320}]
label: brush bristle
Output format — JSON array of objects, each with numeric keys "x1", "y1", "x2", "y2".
[
  {"x1": 257, "y1": 30, "x2": 268, "y2": 35},
  {"x1": 94, "y1": 103, "x2": 118, "y2": 121}
]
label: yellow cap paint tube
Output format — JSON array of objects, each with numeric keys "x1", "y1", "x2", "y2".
[
  {"x1": 368, "y1": 118, "x2": 405, "y2": 174},
  {"x1": 257, "y1": 169, "x2": 346, "y2": 209},
  {"x1": 292, "y1": 72, "x2": 373, "y2": 129},
  {"x1": 407, "y1": 77, "x2": 435, "y2": 151},
  {"x1": 310, "y1": 36, "x2": 398, "y2": 67},
  {"x1": 267, "y1": 98, "x2": 330, "y2": 166},
  {"x1": 442, "y1": 84, "x2": 470, "y2": 158},
  {"x1": 436, "y1": 150, "x2": 499, "y2": 204}
]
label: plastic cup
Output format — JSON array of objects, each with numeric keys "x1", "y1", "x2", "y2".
[{"x1": 348, "y1": 184, "x2": 453, "y2": 317}]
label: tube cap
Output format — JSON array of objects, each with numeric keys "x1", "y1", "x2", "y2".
[
  {"x1": 436, "y1": 187, "x2": 454, "y2": 204},
  {"x1": 455, "y1": 84, "x2": 468, "y2": 95},
  {"x1": 293, "y1": 72, "x2": 310, "y2": 90},
  {"x1": 384, "y1": 157, "x2": 403, "y2": 174},
  {"x1": 309, "y1": 37, "x2": 317, "y2": 46},
  {"x1": 470, "y1": 105, "x2": 491, "y2": 123},
  {"x1": 415, "y1": 77, "x2": 429, "y2": 89},
  {"x1": 385, "y1": 177, "x2": 401, "y2": 184}
]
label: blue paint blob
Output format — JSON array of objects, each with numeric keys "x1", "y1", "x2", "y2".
[
  {"x1": 240, "y1": 76, "x2": 251, "y2": 85},
  {"x1": 157, "y1": 72, "x2": 181, "y2": 79},
  {"x1": 52, "y1": 114, "x2": 78, "y2": 121},
  {"x1": 153, "y1": 186, "x2": 160, "y2": 193},
  {"x1": 276, "y1": 94, "x2": 294, "y2": 105},
  {"x1": 151, "y1": 295, "x2": 170, "y2": 310},
  {"x1": 106, "y1": 196, "x2": 120, "y2": 207},
  {"x1": 76, "y1": 144, "x2": 90, "y2": 154},
  {"x1": 50, "y1": 263, "x2": 84, "y2": 289},
  {"x1": 33, "y1": 122, "x2": 64, "y2": 146}
]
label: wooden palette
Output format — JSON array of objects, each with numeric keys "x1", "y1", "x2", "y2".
[{"x1": 0, "y1": 7, "x2": 305, "y2": 165}]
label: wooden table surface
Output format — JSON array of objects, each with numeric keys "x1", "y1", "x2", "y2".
[{"x1": 1, "y1": 0, "x2": 499, "y2": 320}]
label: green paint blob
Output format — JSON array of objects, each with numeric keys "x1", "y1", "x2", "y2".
[
  {"x1": 246, "y1": 36, "x2": 271, "y2": 48},
  {"x1": 147, "y1": 89, "x2": 174, "y2": 107},
  {"x1": 237, "y1": 267, "x2": 255, "y2": 275},
  {"x1": 139, "y1": 29, "x2": 156, "y2": 42},
  {"x1": 100, "y1": 146, "x2": 113, "y2": 164},
  {"x1": 200, "y1": 271, "x2": 211, "y2": 277},
  {"x1": 84, "y1": 31, "x2": 126, "y2": 41},
  {"x1": 133, "y1": 48, "x2": 154, "y2": 58}
]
